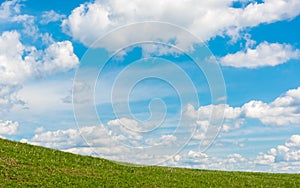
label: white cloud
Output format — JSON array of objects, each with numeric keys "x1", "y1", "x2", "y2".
[
  {"x1": 0, "y1": 0, "x2": 21, "y2": 20},
  {"x1": 20, "y1": 125, "x2": 137, "y2": 161},
  {"x1": 255, "y1": 152, "x2": 276, "y2": 165},
  {"x1": 0, "y1": 84, "x2": 25, "y2": 110},
  {"x1": 256, "y1": 134, "x2": 300, "y2": 166},
  {"x1": 0, "y1": 30, "x2": 79, "y2": 110},
  {"x1": 186, "y1": 86, "x2": 300, "y2": 128},
  {"x1": 0, "y1": 120, "x2": 19, "y2": 135},
  {"x1": 185, "y1": 103, "x2": 244, "y2": 132},
  {"x1": 0, "y1": 2, "x2": 79, "y2": 112},
  {"x1": 20, "y1": 122, "x2": 191, "y2": 165},
  {"x1": 0, "y1": 0, "x2": 39, "y2": 38},
  {"x1": 220, "y1": 42, "x2": 300, "y2": 68},
  {"x1": 62, "y1": 0, "x2": 300, "y2": 49},
  {"x1": 145, "y1": 134, "x2": 177, "y2": 146},
  {"x1": 0, "y1": 31, "x2": 79, "y2": 85},
  {"x1": 186, "y1": 103, "x2": 241, "y2": 122},
  {"x1": 188, "y1": 150, "x2": 208, "y2": 160},
  {"x1": 169, "y1": 150, "x2": 252, "y2": 171},
  {"x1": 42, "y1": 41, "x2": 79, "y2": 73},
  {"x1": 21, "y1": 126, "x2": 89, "y2": 149},
  {"x1": 19, "y1": 15, "x2": 39, "y2": 38},
  {"x1": 239, "y1": 0, "x2": 300, "y2": 26},
  {"x1": 0, "y1": 31, "x2": 34, "y2": 85},
  {"x1": 107, "y1": 118, "x2": 143, "y2": 144},
  {"x1": 243, "y1": 87, "x2": 300, "y2": 126},
  {"x1": 227, "y1": 153, "x2": 247, "y2": 163},
  {"x1": 286, "y1": 135, "x2": 300, "y2": 148},
  {"x1": 0, "y1": 1, "x2": 64, "y2": 45},
  {"x1": 13, "y1": 78, "x2": 74, "y2": 115},
  {"x1": 40, "y1": 32, "x2": 55, "y2": 45},
  {"x1": 34, "y1": 127, "x2": 44, "y2": 133},
  {"x1": 23, "y1": 123, "x2": 169, "y2": 163},
  {"x1": 19, "y1": 123, "x2": 300, "y2": 172},
  {"x1": 62, "y1": 2, "x2": 113, "y2": 46},
  {"x1": 40, "y1": 10, "x2": 66, "y2": 24},
  {"x1": 108, "y1": 118, "x2": 139, "y2": 131},
  {"x1": 64, "y1": 146, "x2": 129, "y2": 157}
]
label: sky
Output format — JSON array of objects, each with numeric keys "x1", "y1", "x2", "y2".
[{"x1": 1, "y1": 0, "x2": 300, "y2": 173}]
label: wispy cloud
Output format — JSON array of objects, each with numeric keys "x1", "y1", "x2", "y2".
[{"x1": 40, "y1": 10, "x2": 66, "y2": 24}]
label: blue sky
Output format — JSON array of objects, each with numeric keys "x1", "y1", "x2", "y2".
[{"x1": 1, "y1": 0, "x2": 300, "y2": 173}]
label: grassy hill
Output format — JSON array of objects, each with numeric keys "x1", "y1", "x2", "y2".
[{"x1": 0, "y1": 138, "x2": 299, "y2": 187}]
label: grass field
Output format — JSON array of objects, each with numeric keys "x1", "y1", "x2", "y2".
[{"x1": 0, "y1": 138, "x2": 299, "y2": 187}]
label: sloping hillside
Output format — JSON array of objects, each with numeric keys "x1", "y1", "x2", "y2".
[{"x1": 0, "y1": 138, "x2": 299, "y2": 187}]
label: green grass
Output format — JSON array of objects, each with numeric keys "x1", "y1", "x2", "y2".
[{"x1": 0, "y1": 138, "x2": 299, "y2": 187}]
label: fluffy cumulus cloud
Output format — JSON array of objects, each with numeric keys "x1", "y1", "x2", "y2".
[
  {"x1": 20, "y1": 124, "x2": 172, "y2": 163},
  {"x1": 243, "y1": 87, "x2": 300, "y2": 126},
  {"x1": 21, "y1": 126, "x2": 97, "y2": 149},
  {"x1": 0, "y1": 31, "x2": 78, "y2": 84},
  {"x1": 106, "y1": 117, "x2": 179, "y2": 148},
  {"x1": 42, "y1": 41, "x2": 79, "y2": 73},
  {"x1": 0, "y1": 120, "x2": 19, "y2": 135},
  {"x1": 107, "y1": 118, "x2": 142, "y2": 144},
  {"x1": 0, "y1": 30, "x2": 79, "y2": 110},
  {"x1": 0, "y1": 31, "x2": 33, "y2": 85},
  {"x1": 185, "y1": 103, "x2": 244, "y2": 133},
  {"x1": 220, "y1": 42, "x2": 300, "y2": 68},
  {"x1": 256, "y1": 135, "x2": 300, "y2": 171},
  {"x1": 62, "y1": 0, "x2": 300, "y2": 49},
  {"x1": 107, "y1": 118, "x2": 139, "y2": 131},
  {"x1": 186, "y1": 86, "x2": 300, "y2": 128}
]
